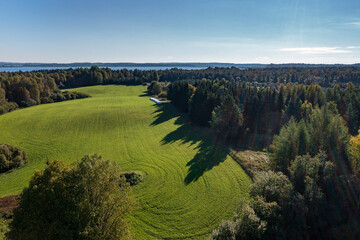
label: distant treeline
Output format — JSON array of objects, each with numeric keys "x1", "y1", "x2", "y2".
[
  {"x1": 168, "y1": 80, "x2": 360, "y2": 147},
  {"x1": 0, "y1": 62, "x2": 359, "y2": 68},
  {"x1": 13, "y1": 65, "x2": 360, "y2": 88},
  {"x1": 159, "y1": 66, "x2": 360, "y2": 86},
  {"x1": 0, "y1": 72, "x2": 89, "y2": 115}
]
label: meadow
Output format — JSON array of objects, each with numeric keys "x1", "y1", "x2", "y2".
[{"x1": 0, "y1": 85, "x2": 251, "y2": 239}]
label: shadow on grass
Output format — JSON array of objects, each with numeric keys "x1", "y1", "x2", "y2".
[
  {"x1": 139, "y1": 92, "x2": 150, "y2": 97},
  {"x1": 150, "y1": 102, "x2": 185, "y2": 126},
  {"x1": 150, "y1": 103, "x2": 229, "y2": 185}
]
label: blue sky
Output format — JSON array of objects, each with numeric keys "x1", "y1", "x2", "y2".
[{"x1": 0, "y1": 0, "x2": 359, "y2": 63}]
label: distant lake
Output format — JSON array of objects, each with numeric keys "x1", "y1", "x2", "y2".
[{"x1": 0, "y1": 66, "x2": 207, "y2": 72}]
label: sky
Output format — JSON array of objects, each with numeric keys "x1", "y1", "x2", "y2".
[{"x1": 0, "y1": 0, "x2": 360, "y2": 64}]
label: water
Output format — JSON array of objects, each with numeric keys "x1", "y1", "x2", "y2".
[{"x1": 0, "y1": 66, "x2": 207, "y2": 72}]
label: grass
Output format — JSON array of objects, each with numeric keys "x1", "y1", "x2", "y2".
[{"x1": 0, "y1": 85, "x2": 251, "y2": 239}]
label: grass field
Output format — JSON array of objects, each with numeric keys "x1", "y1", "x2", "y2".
[{"x1": 0, "y1": 85, "x2": 251, "y2": 239}]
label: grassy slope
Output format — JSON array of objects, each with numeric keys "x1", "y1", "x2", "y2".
[{"x1": 0, "y1": 85, "x2": 251, "y2": 239}]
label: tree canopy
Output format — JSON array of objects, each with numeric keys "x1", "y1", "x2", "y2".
[{"x1": 7, "y1": 154, "x2": 134, "y2": 240}]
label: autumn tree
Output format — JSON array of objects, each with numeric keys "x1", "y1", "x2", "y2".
[{"x1": 350, "y1": 129, "x2": 360, "y2": 177}]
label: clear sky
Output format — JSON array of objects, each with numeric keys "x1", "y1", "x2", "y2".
[{"x1": 0, "y1": 0, "x2": 359, "y2": 64}]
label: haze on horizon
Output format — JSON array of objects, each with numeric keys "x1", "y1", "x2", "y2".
[{"x1": 0, "y1": 0, "x2": 359, "y2": 64}]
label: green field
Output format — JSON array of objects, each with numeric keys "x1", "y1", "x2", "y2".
[{"x1": 0, "y1": 85, "x2": 251, "y2": 239}]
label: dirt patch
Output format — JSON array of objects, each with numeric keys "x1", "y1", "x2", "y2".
[{"x1": 0, "y1": 195, "x2": 19, "y2": 217}]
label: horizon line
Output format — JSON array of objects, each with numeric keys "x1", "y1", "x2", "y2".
[{"x1": 0, "y1": 61, "x2": 359, "y2": 65}]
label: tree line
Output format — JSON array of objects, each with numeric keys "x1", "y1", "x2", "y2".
[
  {"x1": 168, "y1": 80, "x2": 360, "y2": 148},
  {"x1": 0, "y1": 71, "x2": 90, "y2": 115},
  {"x1": 10, "y1": 66, "x2": 360, "y2": 89},
  {"x1": 159, "y1": 66, "x2": 360, "y2": 86}
]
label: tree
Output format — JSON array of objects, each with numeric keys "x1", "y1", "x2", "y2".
[
  {"x1": 233, "y1": 205, "x2": 266, "y2": 240},
  {"x1": 0, "y1": 87, "x2": 5, "y2": 101},
  {"x1": 212, "y1": 95, "x2": 243, "y2": 139},
  {"x1": 189, "y1": 80, "x2": 217, "y2": 126},
  {"x1": 7, "y1": 154, "x2": 134, "y2": 240},
  {"x1": 210, "y1": 204, "x2": 267, "y2": 240},
  {"x1": 250, "y1": 171, "x2": 293, "y2": 208},
  {"x1": 269, "y1": 118, "x2": 300, "y2": 172},
  {"x1": 167, "y1": 81, "x2": 195, "y2": 112},
  {"x1": 350, "y1": 129, "x2": 360, "y2": 177},
  {"x1": 151, "y1": 70, "x2": 159, "y2": 82},
  {"x1": 148, "y1": 81, "x2": 161, "y2": 96},
  {"x1": 210, "y1": 220, "x2": 235, "y2": 240}
]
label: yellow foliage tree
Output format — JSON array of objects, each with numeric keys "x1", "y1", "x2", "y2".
[{"x1": 350, "y1": 130, "x2": 360, "y2": 176}]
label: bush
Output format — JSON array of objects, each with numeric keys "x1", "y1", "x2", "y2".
[
  {"x1": 0, "y1": 144, "x2": 28, "y2": 173},
  {"x1": 19, "y1": 99, "x2": 38, "y2": 108},
  {"x1": 40, "y1": 97, "x2": 55, "y2": 104},
  {"x1": 120, "y1": 171, "x2": 145, "y2": 186},
  {"x1": 0, "y1": 105, "x2": 7, "y2": 115},
  {"x1": 73, "y1": 92, "x2": 91, "y2": 99},
  {"x1": 0, "y1": 218, "x2": 10, "y2": 240},
  {"x1": 7, "y1": 154, "x2": 134, "y2": 240}
]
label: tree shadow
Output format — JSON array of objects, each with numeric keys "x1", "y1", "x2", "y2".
[
  {"x1": 151, "y1": 103, "x2": 229, "y2": 185},
  {"x1": 139, "y1": 92, "x2": 150, "y2": 97},
  {"x1": 183, "y1": 138, "x2": 228, "y2": 184},
  {"x1": 150, "y1": 103, "x2": 187, "y2": 126}
]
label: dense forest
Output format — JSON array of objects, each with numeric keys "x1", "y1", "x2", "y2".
[
  {"x1": 168, "y1": 80, "x2": 360, "y2": 146},
  {"x1": 210, "y1": 104, "x2": 360, "y2": 239}
]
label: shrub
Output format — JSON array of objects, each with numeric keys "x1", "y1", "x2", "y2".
[
  {"x1": 19, "y1": 99, "x2": 38, "y2": 108},
  {"x1": 73, "y1": 92, "x2": 91, "y2": 99},
  {"x1": 40, "y1": 97, "x2": 55, "y2": 104},
  {"x1": 0, "y1": 144, "x2": 28, "y2": 173},
  {"x1": 120, "y1": 171, "x2": 145, "y2": 186}
]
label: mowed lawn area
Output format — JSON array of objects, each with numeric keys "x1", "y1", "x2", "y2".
[{"x1": 0, "y1": 85, "x2": 251, "y2": 239}]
